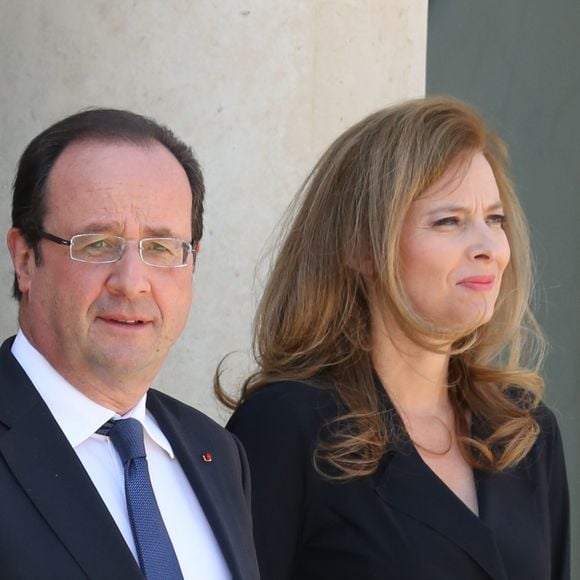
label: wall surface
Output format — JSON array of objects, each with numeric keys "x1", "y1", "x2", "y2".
[
  {"x1": 0, "y1": 1, "x2": 428, "y2": 421},
  {"x1": 427, "y1": 0, "x2": 580, "y2": 574}
]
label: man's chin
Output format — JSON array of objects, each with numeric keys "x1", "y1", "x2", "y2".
[{"x1": 90, "y1": 348, "x2": 163, "y2": 382}]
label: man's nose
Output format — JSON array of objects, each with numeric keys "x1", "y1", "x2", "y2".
[{"x1": 105, "y1": 243, "x2": 151, "y2": 298}]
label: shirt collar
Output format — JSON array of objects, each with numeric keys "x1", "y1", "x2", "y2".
[
  {"x1": 11, "y1": 330, "x2": 174, "y2": 458},
  {"x1": 122, "y1": 396, "x2": 175, "y2": 458}
]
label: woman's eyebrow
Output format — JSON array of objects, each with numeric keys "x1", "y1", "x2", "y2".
[{"x1": 424, "y1": 201, "x2": 504, "y2": 217}]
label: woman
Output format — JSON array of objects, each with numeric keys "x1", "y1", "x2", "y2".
[{"x1": 219, "y1": 97, "x2": 570, "y2": 579}]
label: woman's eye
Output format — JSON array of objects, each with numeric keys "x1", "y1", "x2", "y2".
[
  {"x1": 487, "y1": 214, "x2": 506, "y2": 227},
  {"x1": 433, "y1": 216, "x2": 460, "y2": 227}
]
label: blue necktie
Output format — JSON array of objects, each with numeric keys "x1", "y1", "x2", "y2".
[{"x1": 101, "y1": 418, "x2": 184, "y2": 580}]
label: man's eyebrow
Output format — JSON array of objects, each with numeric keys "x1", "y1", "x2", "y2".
[
  {"x1": 141, "y1": 226, "x2": 182, "y2": 239},
  {"x1": 77, "y1": 221, "x2": 123, "y2": 234},
  {"x1": 75, "y1": 223, "x2": 183, "y2": 239}
]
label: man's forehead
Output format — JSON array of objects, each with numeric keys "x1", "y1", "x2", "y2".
[
  {"x1": 46, "y1": 138, "x2": 184, "y2": 185},
  {"x1": 43, "y1": 139, "x2": 193, "y2": 235},
  {"x1": 58, "y1": 211, "x2": 187, "y2": 237}
]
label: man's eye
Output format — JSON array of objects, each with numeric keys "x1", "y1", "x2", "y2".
[
  {"x1": 78, "y1": 238, "x2": 116, "y2": 252},
  {"x1": 150, "y1": 242, "x2": 171, "y2": 253},
  {"x1": 88, "y1": 239, "x2": 110, "y2": 249}
]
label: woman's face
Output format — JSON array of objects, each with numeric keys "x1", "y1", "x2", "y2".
[{"x1": 399, "y1": 152, "x2": 510, "y2": 331}]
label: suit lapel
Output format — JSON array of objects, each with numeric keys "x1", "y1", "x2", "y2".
[
  {"x1": 148, "y1": 393, "x2": 251, "y2": 580},
  {"x1": 0, "y1": 339, "x2": 142, "y2": 579}
]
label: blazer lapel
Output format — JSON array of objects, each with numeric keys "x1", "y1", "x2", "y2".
[
  {"x1": 148, "y1": 393, "x2": 252, "y2": 580},
  {"x1": 474, "y1": 418, "x2": 545, "y2": 578},
  {"x1": 375, "y1": 445, "x2": 509, "y2": 579},
  {"x1": 371, "y1": 378, "x2": 509, "y2": 580},
  {"x1": 0, "y1": 339, "x2": 142, "y2": 579}
]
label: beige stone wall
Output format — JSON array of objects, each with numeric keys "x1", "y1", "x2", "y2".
[{"x1": 0, "y1": 0, "x2": 427, "y2": 422}]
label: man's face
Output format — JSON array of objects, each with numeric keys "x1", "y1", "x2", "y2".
[{"x1": 11, "y1": 139, "x2": 195, "y2": 406}]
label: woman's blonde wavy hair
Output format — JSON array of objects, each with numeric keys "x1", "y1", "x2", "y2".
[{"x1": 216, "y1": 96, "x2": 545, "y2": 480}]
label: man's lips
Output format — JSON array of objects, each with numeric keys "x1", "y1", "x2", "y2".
[
  {"x1": 457, "y1": 275, "x2": 496, "y2": 290},
  {"x1": 97, "y1": 315, "x2": 152, "y2": 326}
]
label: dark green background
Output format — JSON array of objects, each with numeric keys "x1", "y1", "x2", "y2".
[{"x1": 427, "y1": 0, "x2": 579, "y2": 574}]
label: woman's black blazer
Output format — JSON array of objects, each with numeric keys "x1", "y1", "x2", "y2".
[{"x1": 227, "y1": 381, "x2": 570, "y2": 580}]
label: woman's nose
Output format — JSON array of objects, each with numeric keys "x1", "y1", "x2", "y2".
[{"x1": 467, "y1": 221, "x2": 505, "y2": 261}]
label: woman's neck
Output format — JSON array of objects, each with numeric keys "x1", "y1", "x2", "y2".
[{"x1": 371, "y1": 313, "x2": 452, "y2": 418}]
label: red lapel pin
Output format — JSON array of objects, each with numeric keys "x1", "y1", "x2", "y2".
[{"x1": 201, "y1": 452, "x2": 213, "y2": 463}]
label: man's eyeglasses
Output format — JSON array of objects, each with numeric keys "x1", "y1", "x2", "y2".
[{"x1": 37, "y1": 231, "x2": 196, "y2": 269}]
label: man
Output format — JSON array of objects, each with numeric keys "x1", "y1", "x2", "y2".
[{"x1": 0, "y1": 109, "x2": 259, "y2": 579}]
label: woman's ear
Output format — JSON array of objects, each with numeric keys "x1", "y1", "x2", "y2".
[
  {"x1": 348, "y1": 252, "x2": 375, "y2": 277},
  {"x1": 7, "y1": 228, "x2": 36, "y2": 296}
]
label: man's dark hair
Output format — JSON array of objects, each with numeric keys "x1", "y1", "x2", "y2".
[{"x1": 11, "y1": 108, "x2": 205, "y2": 299}]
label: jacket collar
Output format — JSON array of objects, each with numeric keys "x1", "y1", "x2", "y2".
[
  {"x1": 0, "y1": 336, "x2": 257, "y2": 580},
  {"x1": 0, "y1": 337, "x2": 142, "y2": 578},
  {"x1": 147, "y1": 392, "x2": 258, "y2": 580}
]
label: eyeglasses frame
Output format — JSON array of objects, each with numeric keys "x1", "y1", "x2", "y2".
[{"x1": 35, "y1": 230, "x2": 197, "y2": 269}]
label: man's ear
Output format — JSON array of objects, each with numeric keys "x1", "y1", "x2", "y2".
[{"x1": 7, "y1": 228, "x2": 36, "y2": 296}]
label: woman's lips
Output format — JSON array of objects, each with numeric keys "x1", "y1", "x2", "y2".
[{"x1": 457, "y1": 275, "x2": 496, "y2": 291}]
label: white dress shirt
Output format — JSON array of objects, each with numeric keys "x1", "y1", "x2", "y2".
[{"x1": 12, "y1": 330, "x2": 231, "y2": 580}]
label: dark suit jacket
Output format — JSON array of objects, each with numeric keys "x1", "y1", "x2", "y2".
[
  {"x1": 227, "y1": 380, "x2": 570, "y2": 580},
  {"x1": 0, "y1": 337, "x2": 260, "y2": 580}
]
